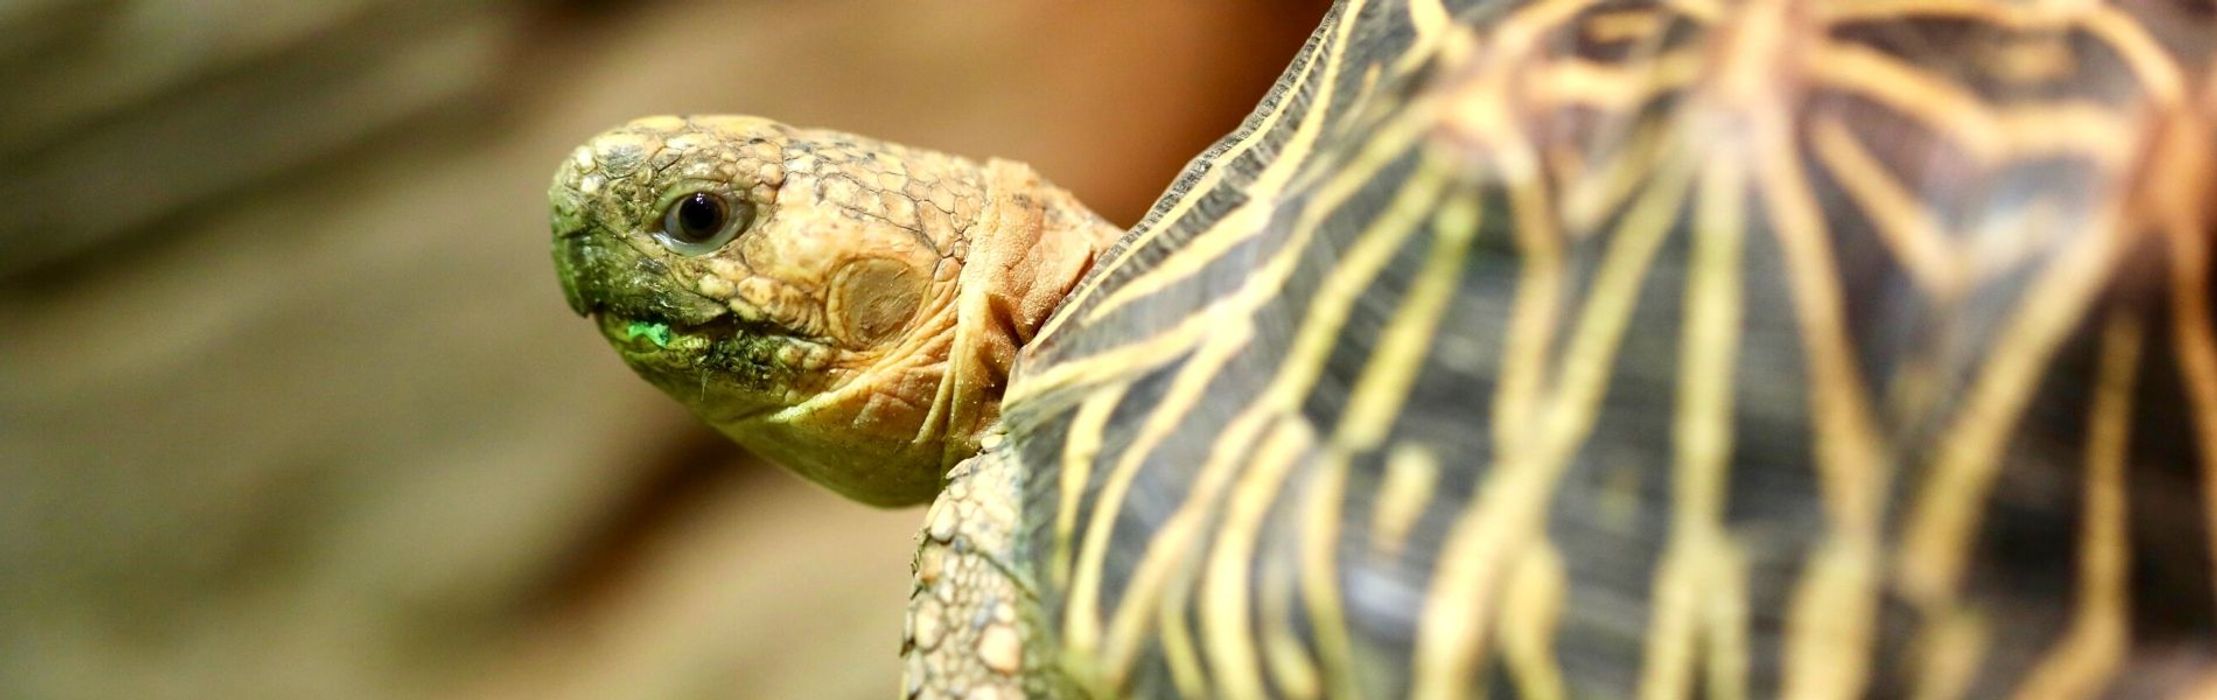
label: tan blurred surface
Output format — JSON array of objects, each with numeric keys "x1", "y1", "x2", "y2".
[{"x1": 0, "y1": 2, "x2": 1322, "y2": 698}]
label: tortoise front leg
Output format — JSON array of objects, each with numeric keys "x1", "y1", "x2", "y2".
[{"x1": 904, "y1": 441, "x2": 1059, "y2": 699}]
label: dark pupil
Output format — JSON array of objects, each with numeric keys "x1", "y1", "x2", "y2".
[{"x1": 674, "y1": 193, "x2": 725, "y2": 241}]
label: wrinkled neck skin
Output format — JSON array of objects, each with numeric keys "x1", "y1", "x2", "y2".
[{"x1": 551, "y1": 116, "x2": 1120, "y2": 507}]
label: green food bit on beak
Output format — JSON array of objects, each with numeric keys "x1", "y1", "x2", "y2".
[{"x1": 626, "y1": 321, "x2": 673, "y2": 348}]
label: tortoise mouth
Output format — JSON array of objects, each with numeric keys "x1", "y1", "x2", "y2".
[
  {"x1": 595, "y1": 310, "x2": 727, "y2": 355},
  {"x1": 592, "y1": 310, "x2": 813, "y2": 355},
  {"x1": 590, "y1": 309, "x2": 827, "y2": 384},
  {"x1": 590, "y1": 310, "x2": 809, "y2": 424}
]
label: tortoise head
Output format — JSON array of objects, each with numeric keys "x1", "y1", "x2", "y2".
[{"x1": 551, "y1": 115, "x2": 1117, "y2": 506}]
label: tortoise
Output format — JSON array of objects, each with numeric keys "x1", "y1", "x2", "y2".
[{"x1": 548, "y1": 0, "x2": 2217, "y2": 696}]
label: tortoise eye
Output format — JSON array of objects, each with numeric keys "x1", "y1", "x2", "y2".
[{"x1": 657, "y1": 191, "x2": 753, "y2": 254}]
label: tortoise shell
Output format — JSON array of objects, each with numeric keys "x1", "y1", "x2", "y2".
[{"x1": 984, "y1": 0, "x2": 2217, "y2": 696}]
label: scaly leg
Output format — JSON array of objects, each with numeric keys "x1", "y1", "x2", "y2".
[{"x1": 904, "y1": 438, "x2": 1061, "y2": 699}]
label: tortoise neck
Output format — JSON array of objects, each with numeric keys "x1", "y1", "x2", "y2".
[{"x1": 933, "y1": 159, "x2": 1123, "y2": 468}]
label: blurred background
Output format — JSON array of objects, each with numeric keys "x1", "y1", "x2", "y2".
[{"x1": 0, "y1": 1, "x2": 1325, "y2": 698}]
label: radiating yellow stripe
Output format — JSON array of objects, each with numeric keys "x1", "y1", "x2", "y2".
[
  {"x1": 1298, "y1": 451, "x2": 1360, "y2": 698},
  {"x1": 1500, "y1": 541, "x2": 1570, "y2": 700},
  {"x1": 1032, "y1": 18, "x2": 1330, "y2": 343},
  {"x1": 1783, "y1": 539, "x2": 1881, "y2": 700},
  {"x1": 1158, "y1": 547, "x2": 1209, "y2": 699},
  {"x1": 1822, "y1": 0, "x2": 2051, "y2": 25},
  {"x1": 1639, "y1": 150, "x2": 1749, "y2": 700},
  {"x1": 1007, "y1": 297, "x2": 1229, "y2": 406},
  {"x1": 1067, "y1": 91, "x2": 1441, "y2": 690},
  {"x1": 1491, "y1": 153, "x2": 1564, "y2": 458},
  {"x1": 1301, "y1": 187, "x2": 1486, "y2": 697},
  {"x1": 1081, "y1": 0, "x2": 1371, "y2": 326},
  {"x1": 1824, "y1": 0, "x2": 2187, "y2": 106},
  {"x1": 1054, "y1": 382, "x2": 1130, "y2": 590},
  {"x1": 1759, "y1": 74, "x2": 1892, "y2": 700},
  {"x1": 1413, "y1": 154, "x2": 1694, "y2": 700},
  {"x1": 1912, "y1": 608, "x2": 1990, "y2": 700},
  {"x1": 1806, "y1": 44, "x2": 2138, "y2": 167},
  {"x1": 1097, "y1": 166, "x2": 1450, "y2": 684},
  {"x1": 1389, "y1": 0, "x2": 1478, "y2": 86},
  {"x1": 1008, "y1": 92, "x2": 1432, "y2": 408},
  {"x1": 1895, "y1": 192, "x2": 2135, "y2": 606},
  {"x1": 1409, "y1": 0, "x2": 1452, "y2": 43},
  {"x1": 2011, "y1": 312, "x2": 2140, "y2": 700},
  {"x1": 1584, "y1": 8, "x2": 1669, "y2": 44},
  {"x1": 1184, "y1": 407, "x2": 1278, "y2": 697},
  {"x1": 1232, "y1": 150, "x2": 1454, "y2": 695},
  {"x1": 1689, "y1": 158, "x2": 1751, "y2": 700},
  {"x1": 1705, "y1": 542, "x2": 1751, "y2": 700},
  {"x1": 1203, "y1": 418, "x2": 1319, "y2": 700},
  {"x1": 1065, "y1": 319, "x2": 1253, "y2": 678},
  {"x1": 1448, "y1": 0, "x2": 1612, "y2": 465},
  {"x1": 1807, "y1": 116, "x2": 1966, "y2": 299},
  {"x1": 1681, "y1": 143, "x2": 1749, "y2": 590},
  {"x1": 2080, "y1": 7, "x2": 2186, "y2": 106},
  {"x1": 1262, "y1": 526, "x2": 1326, "y2": 700},
  {"x1": 1371, "y1": 444, "x2": 1442, "y2": 556},
  {"x1": 1014, "y1": 4, "x2": 2200, "y2": 697},
  {"x1": 1091, "y1": 331, "x2": 1259, "y2": 677},
  {"x1": 1561, "y1": 119, "x2": 1673, "y2": 237},
  {"x1": 1191, "y1": 156, "x2": 1452, "y2": 696},
  {"x1": 1336, "y1": 190, "x2": 1483, "y2": 449},
  {"x1": 1527, "y1": 52, "x2": 1706, "y2": 113}
]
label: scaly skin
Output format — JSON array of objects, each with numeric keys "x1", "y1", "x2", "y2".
[
  {"x1": 903, "y1": 436, "x2": 1053, "y2": 699},
  {"x1": 550, "y1": 115, "x2": 1120, "y2": 506}
]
